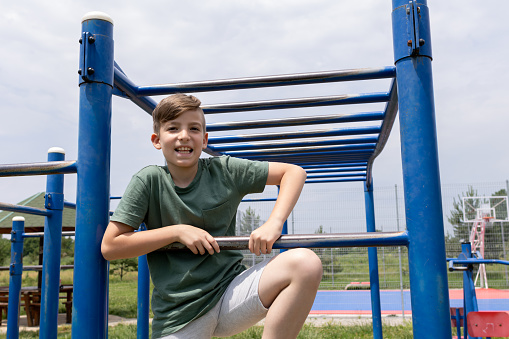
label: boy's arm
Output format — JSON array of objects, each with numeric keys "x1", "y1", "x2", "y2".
[
  {"x1": 248, "y1": 162, "x2": 306, "y2": 256},
  {"x1": 101, "y1": 221, "x2": 220, "y2": 261}
]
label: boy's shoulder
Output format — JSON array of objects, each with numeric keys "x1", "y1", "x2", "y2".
[{"x1": 133, "y1": 164, "x2": 168, "y2": 179}]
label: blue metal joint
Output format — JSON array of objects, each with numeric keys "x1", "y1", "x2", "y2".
[
  {"x1": 392, "y1": 1, "x2": 432, "y2": 62},
  {"x1": 78, "y1": 19, "x2": 114, "y2": 86},
  {"x1": 45, "y1": 192, "x2": 64, "y2": 210},
  {"x1": 9, "y1": 263, "x2": 23, "y2": 276}
]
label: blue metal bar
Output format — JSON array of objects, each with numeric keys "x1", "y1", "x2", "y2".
[
  {"x1": 300, "y1": 162, "x2": 367, "y2": 169},
  {"x1": 40, "y1": 148, "x2": 66, "y2": 339},
  {"x1": 0, "y1": 202, "x2": 52, "y2": 217},
  {"x1": 392, "y1": 1, "x2": 451, "y2": 337},
  {"x1": 73, "y1": 12, "x2": 114, "y2": 339},
  {"x1": 365, "y1": 80, "x2": 398, "y2": 188},
  {"x1": 208, "y1": 136, "x2": 379, "y2": 153},
  {"x1": 364, "y1": 183, "x2": 383, "y2": 339},
  {"x1": 22, "y1": 232, "x2": 75, "y2": 238},
  {"x1": 0, "y1": 160, "x2": 77, "y2": 177},
  {"x1": 460, "y1": 243, "x2": 479, "y2": 339},
  {"x1": 64, "y1": 201, "x2": 76, "y2": 209},
  {"x1": 307, "y1": 172, "x2": 366, "y2": 179},
  {"x1": 305, "y1": 178, "x2": 366, "y2": 184},
  {"x1": 206, "y1": 112, "x2": 385, "y2": 132},
  {"x1": 223, "y1": 145, "x2": 376, "y2": 158},
  {"x1": 207, "y1": 126, "x2": 381, "y2": 145},
  {"x1": 448, "y1": 258, "x2": 509, "y2": 267},
  {"x1": 241, "y1": 198, "x2": 278, "y2": 202},
  {"x1": 137, "y1": 226, "x2": 150, "y2": 339},
  {"x1": 277, "y1": 186, "x2": 288, "y2": 253},
  {"x1": 113, "y1": 66, "x2": 157, "y2": 115},
  {"x1": 305, "y1": 167, "x2": 366, "y2": 173},
  {"x1": 0, "y1": 265, "x2": 74, "y2": 271},
  {"x1": 201, "y1": 92, "x2": 391, "y2": 114},
  {"x1": 136, "y1": 67, "x2": 396, "y2": 96},
  {"x1": 239, "y1": 151, "x2": 372, "y2": 162},
  {"x1": 160, "y1": 231, "x2": 410, "y2": 251},
  {"x1": 7, "y1": 217, "x2": 24, "y2": 339}
]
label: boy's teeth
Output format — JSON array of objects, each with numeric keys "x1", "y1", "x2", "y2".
[{"x1": 177, "y1": 147, "x2": 192, "y2": 153}]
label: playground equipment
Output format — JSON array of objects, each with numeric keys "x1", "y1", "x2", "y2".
[
  {"x1": 448, "y1": 243, "x2": 509, "y2": 338},
  {"x1": 0, "y1": 1, "x2": 456, "y2": 338},
  {"x1": 462, "y1": 196, "x2": 509, "y2": 288}
]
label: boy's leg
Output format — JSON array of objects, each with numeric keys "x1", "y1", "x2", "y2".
[{"x1": 258, "y1": 248, "x2": 323, "y2": 339}]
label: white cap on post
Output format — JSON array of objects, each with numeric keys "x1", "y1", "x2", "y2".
[
  {"x1": 12, "y1": 216, "x2": 25, "y2": 222},
  {"x1": 81, "y1": 11, "x2": 114, "y2": 25},
  {"x1": 48, "y1": 147, "x2": 65, "y2": 154}
]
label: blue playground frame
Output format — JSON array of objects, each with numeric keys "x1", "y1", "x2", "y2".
[{"x1": 0, "y1": 1, "x2": 460, "y2": 338}]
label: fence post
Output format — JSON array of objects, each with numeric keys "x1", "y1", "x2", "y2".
[
  {"x1": 72, "y1": 12, "x2": 114, "y2": 339},
  {"x1": 392, "y1": 1, "x2": 451, "y2": 337},
  {"x1": 7, "y1": 217, "x2": 24, "y2": 339},
  {"x1": 40, "y1": 147, "x2": 65, "y2": 339},
  {"x1": 503, "y1": 180, "x2": 509, "y2": 285}
]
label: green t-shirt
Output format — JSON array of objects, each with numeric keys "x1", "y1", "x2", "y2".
[{"x1": 110, "y1": 156, "x2": 269, "y2": 338}]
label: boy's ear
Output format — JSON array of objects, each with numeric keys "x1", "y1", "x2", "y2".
[
  {"x1": 202, "y1": 132, "x2": 209, "y2": 149},
  {"x1": 151, "y1": 133, "x2": 162, "y2": 150}
]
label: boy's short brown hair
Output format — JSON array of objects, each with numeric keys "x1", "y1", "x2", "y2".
[{"x1": 152, "y1": 93, "x2": 206, "y2": 134}]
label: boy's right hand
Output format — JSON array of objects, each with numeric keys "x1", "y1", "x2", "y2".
[{"x1": 174, "y1": 224, "x2": 220, "y2": 255}]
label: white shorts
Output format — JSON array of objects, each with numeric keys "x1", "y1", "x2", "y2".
[{"x1": 159, "y1": 258, "x2": 271, "y2": 339}]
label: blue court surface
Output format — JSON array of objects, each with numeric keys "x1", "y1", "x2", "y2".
[{"x1": 310, "y1": 289, "x2": 509, "y2": 315}]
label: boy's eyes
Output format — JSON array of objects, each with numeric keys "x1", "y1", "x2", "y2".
[{"x1": 166, "y1": 126, "x2": 201, "y2": 132}]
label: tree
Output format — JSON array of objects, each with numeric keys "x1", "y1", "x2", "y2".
[
  {"x1": 109, "y1": 257, "x2": 138, "y2": 280},
  {"x1": 0, "y1": 238, "x2": 11, "y2": 266},
  {"x1": 237, "y1": 207, "x2": 261, "y2": 236}
]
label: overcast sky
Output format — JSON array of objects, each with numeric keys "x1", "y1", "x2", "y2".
[{"x1": 1, "y1": 0, "x2": 508, "y2": 211}]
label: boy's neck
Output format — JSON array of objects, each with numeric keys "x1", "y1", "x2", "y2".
[{"x1": 167, "y1": 162, "x2": 199, "y2": 188}]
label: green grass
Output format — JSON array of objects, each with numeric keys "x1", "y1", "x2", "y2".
[
  {"x1": 4, "y1": 323, "x2": 509, "y2": 339},
  {"x1": 1, "y1": 322, "x2": 416, "y2": 339}
]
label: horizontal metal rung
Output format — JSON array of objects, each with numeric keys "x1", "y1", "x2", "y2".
[
  {"x1": 202, "y1": 93, "x2": 390, "y2": 114},
  {"x1": 307, "y1": 172, "x2": 366, "y2": 179},
  {"x1": 208, "y1": 126, "x2": 381, "y2": 144},
  {"x1": 206, "y1": 111, "x2": 384, "y2": 132},
  {"x1": 0, "y1": 202, "x2": 51, "y2": 217},
  {"x1": 136, "y1": 67, "x2": 396, "y2": 96},
  {"x1": 0, "y1": 161, "x2": 77, "y2": 177},
  {"x1": 224, "y1": 145, "x2": 375, "y2": 158},
  {"x1": 208, "y1": 136, "x2": 378, "y2": 153},
  {"x1": 158, "y1": 231, "x2": 408, "y2": 251}
]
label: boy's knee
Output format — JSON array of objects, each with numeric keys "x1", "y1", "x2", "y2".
[{"x1": 286, "y1": 248, "x2": 323, "y2": 281}]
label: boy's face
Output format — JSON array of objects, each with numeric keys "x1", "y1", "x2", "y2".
[{"x1": 151, "y1": 109, "x2": 208, "y2": 171}]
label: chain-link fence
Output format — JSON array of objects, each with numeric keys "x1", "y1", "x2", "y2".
[{"x1": 237, "y1": 180, "x2": 509, "y2": 312}]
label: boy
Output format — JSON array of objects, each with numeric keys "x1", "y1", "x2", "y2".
[{"x1": 101, "y1": 94, "x2": 322, "y2": 339}]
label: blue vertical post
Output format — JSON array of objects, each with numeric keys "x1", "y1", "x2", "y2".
[
  {"x1": 40, "y1": 147, "x2": 65, "y2": 339},
  {"x1": 7, "y1": 217, "x2": 24, "y2": 339},
  {"x1": 137, "y1": 224, "x2": 150, "y2": 339},
  {"x1": 461, "y1": 243, "x2": 479, "y2": 339},
  {"x1": 277, "y1": 186, "x2": 288, "y2": 253},
  {"x1": 392, "y1": 1, "x2": 451, "y2": 338},
  {"x1": 137, "y1": 254, "x2": 150, "y2": 339},
  {"x1": 364, "y1": 182, "x2": 383, "y2": 339},
  {"x1": 72, "y1": 12, "x2": 114, "y2": 339}
]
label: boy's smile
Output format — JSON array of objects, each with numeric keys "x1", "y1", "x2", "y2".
[{"x1": 151, "y1": 109, "x2": 208, "y2": 181}]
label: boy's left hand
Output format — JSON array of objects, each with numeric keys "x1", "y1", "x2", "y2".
[{"x1": 248, "y1": 220, "x2": 282, "y2": 256}]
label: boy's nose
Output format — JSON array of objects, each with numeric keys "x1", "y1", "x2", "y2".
[{"x1": 178, "y1": 129, "x2": 190, "y2": 140}]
